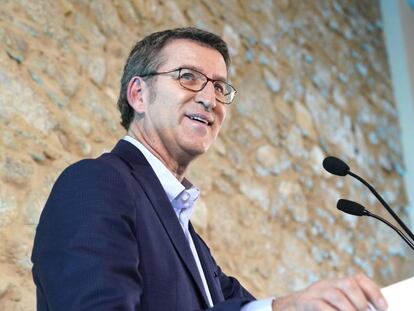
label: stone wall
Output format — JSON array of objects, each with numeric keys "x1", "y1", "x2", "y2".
[{"x1": 0, "y1": 0, "x2": 412, "y2": 309}]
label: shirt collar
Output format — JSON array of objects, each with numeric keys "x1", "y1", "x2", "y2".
[{"x1": 123, "y1": 135, "x2": 197, "y2": 203}]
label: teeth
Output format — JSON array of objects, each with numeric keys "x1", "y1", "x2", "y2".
[{"x1": 190, "y1": 116, "x2": 209, "y2": 125}]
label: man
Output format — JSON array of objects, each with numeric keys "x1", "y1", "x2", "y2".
[{"x1": 32, "y1": 27, "x2": 388, "y2": 310}]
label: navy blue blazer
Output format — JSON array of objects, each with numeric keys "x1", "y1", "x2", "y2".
[{"x1": 32, "y1": 140, "x2": 254, "y2": 310}]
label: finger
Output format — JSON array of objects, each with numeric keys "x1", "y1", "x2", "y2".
[
  {"x1": 273, "y1": 295, "x2": 338, "y2": 311},
  {"x1": 308, "y1": 299, "x2": 338, "y2": 311},
  {"x1": 354, "y1": 274, "x2": 388, "y2": 311},
  {"x1": 320, "y1": 288, "x2": 356, "y2": 311},
  {"x1": 335, "y1": 276, "x2": 369, "y2": 310}
]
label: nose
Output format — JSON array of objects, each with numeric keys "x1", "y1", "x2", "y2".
[{"x1": 194, "y1": 81, "x2": 216, "y2": 111}]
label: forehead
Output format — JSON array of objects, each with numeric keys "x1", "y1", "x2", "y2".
[{"x1": 158, "y1": 39, "x2": 228, "y2": 80}]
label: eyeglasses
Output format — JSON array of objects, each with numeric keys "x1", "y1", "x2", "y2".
[{"x1": 140, "y1": 67, "x2": 237, "y2": 104}]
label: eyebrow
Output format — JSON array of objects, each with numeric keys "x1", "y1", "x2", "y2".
[{"x1": 179, "y1": 64, "x2": 228, "y2": 82}]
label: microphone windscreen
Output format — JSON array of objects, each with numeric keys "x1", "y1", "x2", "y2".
[
  {"x1": 322, "y1": 156, "x2": 350, "y2": 176},
  {"x1": 337, "y1": 199, "x2": 366, "y2": 216}
]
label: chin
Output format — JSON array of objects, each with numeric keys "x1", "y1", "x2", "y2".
[
  {"x1": 183, "y1": 143, "x2": 210, "y2": 158},
  {"x1": 190, "y1": 146, "x2": 209, "y2": 156}
]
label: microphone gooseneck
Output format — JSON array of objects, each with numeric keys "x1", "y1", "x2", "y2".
[
  {"x1": 323, "y1": 156, "x2": 414, "y2": 242},
  {"x1": 346, "y1": 171, "x2": 414, "y2": 241},
  {"x1": 337, "y1": 199, "x2": 414, "y2": 251}
]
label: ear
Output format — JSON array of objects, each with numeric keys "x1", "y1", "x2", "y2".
[{"x1": 127, "y1": 76, "x2": 146, "y2": 114}]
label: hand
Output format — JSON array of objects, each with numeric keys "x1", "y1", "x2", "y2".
[{"x1": 271, "y1": 273, "x2": 388, "y2": 310}]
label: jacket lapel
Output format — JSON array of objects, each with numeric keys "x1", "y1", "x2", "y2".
[
  {"x1": 189, "y1": 223, "x2": 224, "y2": 304},
  {"x1": 111, "y1": 140, "x2": 210, "y2": 307}
]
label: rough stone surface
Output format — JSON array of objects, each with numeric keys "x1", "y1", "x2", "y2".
[{"x1": 0, "y1": 0, "x2": 412, "y2": 309}]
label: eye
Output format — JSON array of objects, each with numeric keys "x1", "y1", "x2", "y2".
[
  {"x1": 214, "y1": 82, "x2": 225, "y2": 95},
  {"x1": 180, "y1": 71, "x2": 196, "y2": 81}
]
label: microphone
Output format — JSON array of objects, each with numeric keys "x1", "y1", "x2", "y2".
[
  {"x1": 337, "y1": 199, "x2": 414, "y2": 251},
  {"x1": 322, "y1": 156, "x2": 350, "y2": 176},
  {"x1": 337, "y1": 198, "x2": 367, "y2": 216},
  {"x1": 323, "y1": 156, "x2": 414, "y2": 242}
]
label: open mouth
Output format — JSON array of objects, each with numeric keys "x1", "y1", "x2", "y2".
[{"x1": 186, "y1": 114, "x2": 213, "y2": 126}]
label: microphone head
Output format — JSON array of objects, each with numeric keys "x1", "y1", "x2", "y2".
[
  {"x1": 337, "y1": 199, "x2": 367, "y2": 216},
  {"x1": 323, "y1": 156, "x2": 350, "y2": 176}
]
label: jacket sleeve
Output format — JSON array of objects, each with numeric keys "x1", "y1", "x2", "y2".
[
  {"x1": 31, "y1": 159, "x2": 142, "y2": 311},
  {"x1": 197, "y1": 275, "x2": 254, "y2": 311}
]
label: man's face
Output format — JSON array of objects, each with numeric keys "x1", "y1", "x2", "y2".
[{"x1": 138, "y1": 39, "x2": 228, "y2": 164}]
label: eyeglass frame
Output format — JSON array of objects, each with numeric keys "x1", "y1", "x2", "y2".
[{"x1": 138, "y1": 67, "x2": 237, "y2": 104}]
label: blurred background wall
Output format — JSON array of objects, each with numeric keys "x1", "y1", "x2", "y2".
[{"x1": 0, "y1": 0, "x2": 413, "y2": 310}]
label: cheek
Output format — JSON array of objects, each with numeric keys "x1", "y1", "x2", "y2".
[{"x1": 217, "y1": 106, "x2": 227, "y2": 126}]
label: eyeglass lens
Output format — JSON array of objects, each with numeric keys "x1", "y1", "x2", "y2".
[{"x1": 178, "y1": 68, "x2": 235, "y2": 104}]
